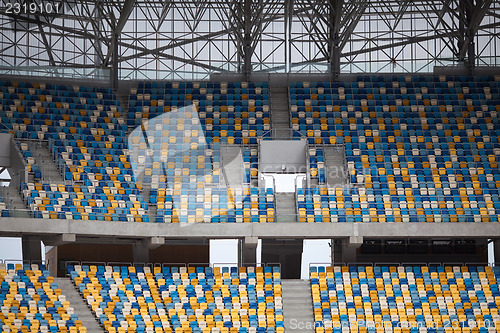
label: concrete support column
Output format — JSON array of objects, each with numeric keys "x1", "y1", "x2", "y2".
[
  {"x1": 22, "y1": 236, "x2": 42, "y2": 262},
  {"x1": 240, "y1": 236, "x2": 259, "y2": 265},
  {"x1": 333, "y1": 240, "x2": 343, "y2": 264},
  {"x1": 133, "y1": 241, "x2": 149, "y2": 263},
  {"x1": 334, "y1": 236, "x2": 363, "y2": 264},
  {"x1": 133, "y1": 237, "x2": 164, "y2": 263},
  {"x1": 494, "y1": 240, "x2": 500, "y2": 265}
]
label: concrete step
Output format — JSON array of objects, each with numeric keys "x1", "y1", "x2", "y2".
[
  {"x1": 282, "y1": 279, "x2": 315, "y2": 333},
  {"x1": 54, "y1": 278, "x2": 104, "y2": 332},
  {"x1": 0, "y1": 185, "x2": 30, "y2": 217},
  {"x1": 27, "y1": 141, "x2": 64, "y2": 183},
  {"x1": 276, "y1": 192, "x2": 296, "y2": 214},
  {"x1": 324, "y1": 146, "x2": 348, "y2": 188},
  {"x1": 141, "y1": 185, "x2": 158, "y2": 223},
  {"x1": 270, "y1": 86, "x2": 291, "y2": 138},
  {"x1": 272, "y1": 128, "x2": 291, "y2": 140}
]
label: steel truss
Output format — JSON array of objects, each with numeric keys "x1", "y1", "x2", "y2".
[{"x1": 0, "y1": 0, "x2": 498, "y2": 81}]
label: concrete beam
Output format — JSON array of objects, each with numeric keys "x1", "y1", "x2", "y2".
[
  {"x1": 44, "y1": 233, "x2": 76, "y2": 246},
  {"x1": 147, "y1": 236, "x2": 165, "y2": 249},
  {"x1": 133, "y1": 241, "x2": 149, "y2": 263},
  {"x1": 348, "y1": 236, "x2": 363, "y2": 246},
  {"x1": 1, "y1": 218, "x2": 500, "y2": 241}
]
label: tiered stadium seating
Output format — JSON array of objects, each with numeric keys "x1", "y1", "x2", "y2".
[
  {"x1": 128, "y1": 82, "x2": 271, "y2": 145},
  {"x1": 22, "y1": 183, "x2": 148, "y2": 222},
  {"x1": 67, "y1": 265, "x2": 283, "y2": 333},
  {"x1": 0, "y1": 263, "x2": 87, "y2": 332},
  {"x1": 291, "y1": 76, "x2": 500, "y2": 222},
  {"x1": 0, "y1": 80, "x2": 150, "y2": 222},
  {"x1": 151, "y1": 187, "x2": 275, "y2": 223},
  {"x1": 127, "y1": 84, "x2": 274, "y2": 224},
  {"x1": 310, "y1": 265, "x2": 500, "y2": 333}
]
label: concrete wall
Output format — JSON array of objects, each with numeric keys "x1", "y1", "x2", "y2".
[
  {"x1": 261, "y1": 239, "x2": 303, "y2": 279},
  {"x1": 0, "y1": 133, "x2": 10, "y2": 167},
  {"x1": 2, "y1": 218, "x2": 500, "y2": 240},
  {"x1": 259, "y1": 140, "x2": 307, "y2": 173},
  {"x1": 8, "y1": 136, "x2": 26, "y2": 188},
  {"x1": 150, "y1": 244, "x2": 209, "y2": 264},
  {"x1": 45, "y1": 246, "x2": 58, "y2": 276}
]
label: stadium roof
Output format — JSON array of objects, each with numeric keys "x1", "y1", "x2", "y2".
[{"x1": 0, "y1": 0, "x2": 498, "y2": 82}]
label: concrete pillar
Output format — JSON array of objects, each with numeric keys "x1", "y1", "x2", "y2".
[
  {"x1": 333, "y1": 240, "x2": 343, "y2": 264},
  {"x1": 22, "y1": 236, "x2": 42, "y2": 262},
  {"x1": 494, "y1": 240, "x2": 500, "y2": 265},
  {"x1": 133, "y1": 241, "x2": 149, "y2": 263},
  {"x1": 240, "y1": 236, "x2": 258, "y2": 265},
  {"x1": 334, "y1": 236, "x2": 363, "y2": 264},
  {"x1": 261, "y1": 239, "x2": 303, "y2": 279}
]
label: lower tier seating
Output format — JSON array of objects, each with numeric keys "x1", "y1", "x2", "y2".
[
  {"x1": 311, "y1": 265, "x2": 500, "y2": 333},
  {"x1": 67, "y1": 265, "x2": 282, "y2": 333},
  {"x1": 0, "y1": 263, "x2": 87, "y2": 332}
]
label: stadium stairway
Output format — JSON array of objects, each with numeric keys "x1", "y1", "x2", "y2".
[
  {"x1": 275, "y1": 193, "x2": 297, "y2": 222},
  {"x1": 270, "y1": 86, "x2": 291, "y2": 140},
  {"x1": 323, "y1": 146, "x2": 347, "y2": 188},
  {"x1": 54, "y1": 277, "x2": 105, "y2": 332},
  {"x1": 0, "y1": 185, "x2": 30, "y2": 217},
  {"x1": 115, "y1": 90, "x2": 130, "y2": 121},
  {"x1": 27, "y1": 141, "x2": 64, "y2": 183},
  {"x1": 282, "y1": 279, "x2": 315, "y2": 333}
]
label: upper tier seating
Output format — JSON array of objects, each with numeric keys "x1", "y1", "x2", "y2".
[
  {"x1": 291, "y1": 76, "x2": 500, "y2": 222},
  {"x1": 310, "y1": 265, "x2": 500, "y2": 333},
  {"x1": 127, "y1": 83, "x2": 274, "y2": 223},
  {"x1": 0, "y1": 80, "x2": 276, "y2": 223},
  {"x1": 152, "y1": 187, "x2": 275, "y2": 223},
  {"x1": 128, "y1": 82, "x2": 271, "y2": 145},
  {"x1": 0, "y1": 80, "x2": 149, "y2": 222},
  {"x1": 0, "y1": 263, "x2": 87, "y2": 332},
  {"x1": 67, "y1": 265, "x2": 282, "y2": 333}
]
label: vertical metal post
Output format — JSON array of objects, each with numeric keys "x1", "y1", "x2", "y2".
[
  {"x1": 467, "y1": 39, "x2": 475, "y2": 74},
  {"x1": 458, "y1": 0, "x2": 466, "y2": 61},
  {"x1": 329, "y1": 0, "x2": 342, "y2": 79},
  {"x1": 112, "y1": 33, "x2": 119, "y2": 90},
  {"x1": 243, "y1": 0, "x2": 252, "y2": 80}
]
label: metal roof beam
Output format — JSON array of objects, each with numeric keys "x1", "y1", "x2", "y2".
[
  {"x1": 459, "y1": 0, "x2": 494, "y2": 59},
  {"x1": 115, "y1": 0, "x2": 136, "y2": 36}
]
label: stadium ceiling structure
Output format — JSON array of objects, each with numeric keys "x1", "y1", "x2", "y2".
[{"x1": 0, "y1": 0, "x2": 498, "y2": 83}]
